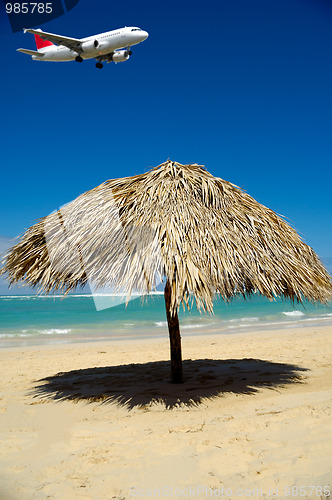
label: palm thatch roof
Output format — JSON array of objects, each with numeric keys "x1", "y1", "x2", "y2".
[{"x1": 1, "y1": 161, "x2": 331, "y2": 313}]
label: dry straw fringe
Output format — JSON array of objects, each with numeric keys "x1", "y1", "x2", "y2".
[{"x1": 1, "y1": 161, "x2": 331, "y2": 314}]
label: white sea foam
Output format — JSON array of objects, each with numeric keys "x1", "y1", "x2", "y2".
[
  {"x1": 282, "y1": 311, "x2": 305, "y2": 317},
  {"x1": 0, "y1": 295, "x2": 65, "y2": 299},
  {"x1": 0, "y1": 330, "x2": 68, "y2": 338},
  {"x1": 154, "y1": 322, "x2": 210, "y2": 330},
  {"x1": 36, "y1": 329, "x2": 72, "y2": 335},
  {"x1": 229, "y1": 317, "x2": 259, "y2": 323},
  {"x1": 6, "y1": 328, "x2": 73, "y2": 336},
  {"x1": 303, "y1": 316, "x2": 332, "y2": 322},
  {"x1": 181, "y1": 324, "x2": 203, "y2": 329},
  {"x1": 0, "y1": 295, "x2": 34, "y2": 299}
]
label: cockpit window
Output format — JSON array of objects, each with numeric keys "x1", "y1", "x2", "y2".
[{"x1": 131, "y1": 28, "x2": 141, "y2": 31}]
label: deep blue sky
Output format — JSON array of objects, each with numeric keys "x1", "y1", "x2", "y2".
[{"x1": 1, "y1": 0, "x2": 331, "y2": 264}]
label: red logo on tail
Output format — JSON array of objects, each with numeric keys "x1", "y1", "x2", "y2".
[{"x1": 34, "y1": 34, "x2": 54, "y2": 50}]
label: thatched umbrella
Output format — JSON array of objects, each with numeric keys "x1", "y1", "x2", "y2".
[{"x1": 1, "y1": 161, "x2": 331, "y2": 383}]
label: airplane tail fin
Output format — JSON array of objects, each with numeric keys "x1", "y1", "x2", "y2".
[{"x1": 34, "y1": 33, "x2": 54, "y2": 51}]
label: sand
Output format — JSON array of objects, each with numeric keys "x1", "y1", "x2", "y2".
[{"x1": 0, "y1": 325, "x2": 332, "y2": 500}]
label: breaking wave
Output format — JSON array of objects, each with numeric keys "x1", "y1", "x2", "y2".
[{"x1": 282, "y1": 311, "x2": 305, "y2": 317}]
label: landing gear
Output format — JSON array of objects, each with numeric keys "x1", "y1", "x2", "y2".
[
  {"x1": 75, "y1": 55, "x2": 83, "y2": 63},
  {"x1": 96, "y1": 62, "x2": 104, "y2": 69}
]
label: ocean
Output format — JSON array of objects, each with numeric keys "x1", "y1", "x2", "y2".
[{"x1": 1, "y1": 293, "x2": 332, "y2": 348}]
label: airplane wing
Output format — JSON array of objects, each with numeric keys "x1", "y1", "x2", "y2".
[
  {"x1": 24, "y1": 28, "x2": 81, "y2": 50},
  {"x1": 17, "y1": 48, "x2": 44, "y2": 57}
]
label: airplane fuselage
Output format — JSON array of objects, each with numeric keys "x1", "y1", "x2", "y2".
[{"x1": 32, "y1": 27, "x2": 148, "y2": 62}]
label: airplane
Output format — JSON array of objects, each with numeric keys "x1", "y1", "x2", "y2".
[{"x1": 17, "y1": 26, "x2": 149, "y2": 69}]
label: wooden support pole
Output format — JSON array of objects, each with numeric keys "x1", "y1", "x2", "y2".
[{"x1": 164, "y1": 279, "x2": 183, "y2": 383}]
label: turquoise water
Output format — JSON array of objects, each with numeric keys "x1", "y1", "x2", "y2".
[{"x1": 0, "y1": 293, "x2": 332, "y2": 347}]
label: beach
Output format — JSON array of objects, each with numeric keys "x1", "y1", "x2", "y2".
[{"x1": 1, "y1": 324, "x2": 331, "y2": 500}]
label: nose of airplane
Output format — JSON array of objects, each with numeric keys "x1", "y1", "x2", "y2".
[{"x1": 141, "y1": 30, "x2": 149, "y2": 41}]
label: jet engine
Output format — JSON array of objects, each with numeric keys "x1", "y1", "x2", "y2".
[
  {"x1": 110, "y1": 50, "x2": 131, "y2": 63},
  {"x1": 81, "y1": 39, "x2": 100, "y2": 53}
]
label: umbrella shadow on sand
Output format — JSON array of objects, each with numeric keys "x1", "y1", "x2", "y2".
[{"x1": 30, "y1": 358, "x2": 308, "y2": 410}]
